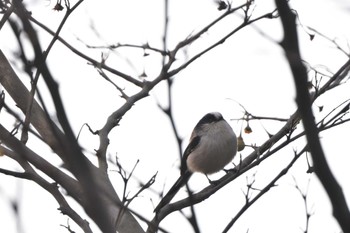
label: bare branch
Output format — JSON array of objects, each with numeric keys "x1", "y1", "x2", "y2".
[
  {"x1": 292, "y1": 177, "x2": 313, "y2": 233},
  {"x1": 305, "y1": 26, "x2": 350, "y2": 57},
  {"x1": 167, "y1": 5, "x2": 277, "y2": 78},
  {"x1": 87, "y1": 42, "x2": 169, "y2": 56},
  {"x1": 222, "y1": 147, "x2": 307, "y2": 232},
  {"x1": 0, "y1": 146, "x2": 93, "y2": 233},
  {"x1": 20, "y1": 0, "x2": 85, "y2": 144},
  {"x1": 1, "y1": 1, "x2": 144, "y2": 231},
  {"x1": 27, "y1": 16, "x2": 144, "y2": 87},
  {"x1": 275, "y1": 1, "x2": 350, "y2": 232}
]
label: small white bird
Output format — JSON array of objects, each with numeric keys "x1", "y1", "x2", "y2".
[{"x1": 154, "y1": 112, "x2": 237, "y2": 213}]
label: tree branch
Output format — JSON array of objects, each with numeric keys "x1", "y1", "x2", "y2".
[
  {"x1": 1, "y1": 1, "x2": 145, "y2": 230},
  {"x1": 275, "y1": 0, "x2": 350, "y2": 232},
  {"x1": 222, "y1": 147, "x2": 307, "y2": 232}
]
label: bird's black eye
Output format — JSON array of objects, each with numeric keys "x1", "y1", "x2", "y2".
[{"x1": 196, "y1": 112, "x2": 222, "y2": 126}]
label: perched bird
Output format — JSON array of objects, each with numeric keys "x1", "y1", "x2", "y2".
[{"x1": 154, "y1": 112, "x2": 237, "y2": 213}]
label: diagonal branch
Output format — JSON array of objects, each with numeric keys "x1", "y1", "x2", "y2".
[
  {"x1": 222, "y1": 147, "x2": 307, "y2": 232},
  {"x1": 167, "y1": 8, "x2": 277, "y2": 78},
  {"x1": 20, "y1": 0, "x2": 84, "y2": 144},
  {"x1": 28, "y1": 16, "x2": 144, "y2": 88},
  {"x1": 0, "y1": 146, "x2": 93, "y2": 233},
  {"x1": 2, "y1": 1, "x2": 144, "y2": 231}
]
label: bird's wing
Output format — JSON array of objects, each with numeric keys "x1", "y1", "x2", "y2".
[{"x1": 180, "y1": 136, "x2": 201, "y2": 175}]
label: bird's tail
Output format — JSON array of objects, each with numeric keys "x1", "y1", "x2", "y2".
[{"x1": 154, "y1": 171, "x2": 192, "y2": 213}]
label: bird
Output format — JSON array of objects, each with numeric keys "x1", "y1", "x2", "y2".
[{"x1": 154, "y1": 112, "x2": 237, "y2": 213}]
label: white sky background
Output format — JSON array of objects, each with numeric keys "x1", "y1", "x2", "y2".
[{"x1": 0, "y1": 0, "x2": 350, "y2": 232}]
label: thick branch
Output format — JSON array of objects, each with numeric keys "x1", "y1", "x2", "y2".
[
  {"x1": 1, "y1": 3, "x2": 144, "y2": 231},
  {"x1": 0, "y1": 146, "x2": 93, "y2": 233},
  {"x1": 275, "y1": 0, "x2": 350, "y2": 232},
  {"x1": 0, "y1": 50, "x2": 67, "y2": 158}
]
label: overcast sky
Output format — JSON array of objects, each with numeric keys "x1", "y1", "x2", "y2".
[{"x1": 1, "y1": 0, "x2": 350, "y2": 232}]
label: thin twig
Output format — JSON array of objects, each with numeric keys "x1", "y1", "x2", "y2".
[{"x1": 222, "y1": 147, "x2": 307, "y2": 232}]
